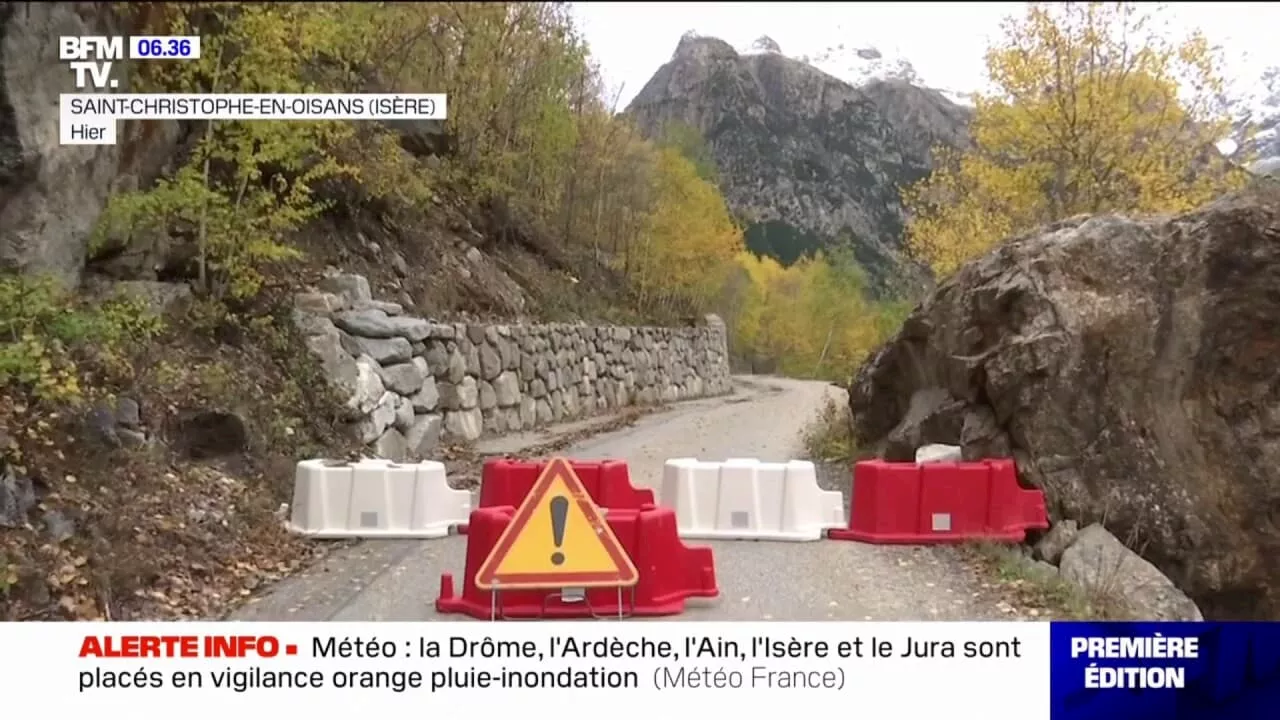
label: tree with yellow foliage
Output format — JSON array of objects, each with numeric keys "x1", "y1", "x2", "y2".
[
  {"x1": 724, "y1": 248, "x2": 905, "y2": 379},
  {"x1": 904, "y1": 1, "x2": 1250, "y2": 277},
  {"x1": 628, "y1": 147, "x2": 743, "y2": 314},
  {"x1": 97, "y1": 2, "x2": 362, "y2": 299}
]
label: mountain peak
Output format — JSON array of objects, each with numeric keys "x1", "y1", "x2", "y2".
[
  {"x1": 674, "y1": 32, "x2": 738, "y2": 62},
  {"x1": 749, "y1": 35, "x2": 783, "y2": 55}
]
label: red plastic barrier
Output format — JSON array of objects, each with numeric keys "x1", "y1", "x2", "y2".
[
  {"x1": 436, "y1": 503, "x2": 718, "y2": 619},
  {"x1": 477, "y1": 458, "x2": 655, "y2": 510},
  {"x1": 828, "y1": 458, "x2": 1048, "y2": 544}
]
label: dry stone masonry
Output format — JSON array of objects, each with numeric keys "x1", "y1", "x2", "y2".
[{"x1": 292, "y1": 272, "x2": 732, "y2": 461}]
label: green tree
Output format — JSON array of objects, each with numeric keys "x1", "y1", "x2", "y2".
[
  {"x1": 658, "y1": 121, "x2": 719, "y2": 183},
  {"x1": 97, "y1": 2, "x2": 357, "y2": 299}
]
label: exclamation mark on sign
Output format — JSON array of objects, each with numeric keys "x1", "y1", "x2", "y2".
[{"x1": 549, "y1": 496, "x2": 568, "y2": 566}]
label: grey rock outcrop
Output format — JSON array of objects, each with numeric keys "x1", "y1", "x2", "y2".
[
  {"x1": 0, "y1": 4, "x2": 181, "y2": 284},
  {"x1": 1059, "y1": 524, "x2": 1203, "y2": 621},
  {"x1": 294, "y1": 272, "x2": 733, "y2": 460},
  {"x1": 0, "y1": 461, "x2": 37, "y2": 528},
  {"x1": 846, "y1": 186, "x2": 1280, "y2": 620},
  {"x1": 1033, "y1": 519, "x2": 1078, "y2": 566},
  {"x1": 626, "y1": 35, "x2": 970, "y2": 295}
]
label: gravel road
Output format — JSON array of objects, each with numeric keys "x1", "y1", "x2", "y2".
[{"x1": 232, "y1": 376, "x2": 1011, "y2": 622}]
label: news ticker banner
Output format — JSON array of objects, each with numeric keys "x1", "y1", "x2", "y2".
[
  {"x1": 2, "y1": 621, "x2": 1278, "y2": 719},
  {"x1": 59, "y1": 34, "x2": 446, "y2": 145}
]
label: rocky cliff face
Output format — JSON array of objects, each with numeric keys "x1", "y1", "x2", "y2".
[
  {"x1": 846, "y1": 186, "x2": 1280, "y2": 620},
  {"x1": 0, "y1": 4, "x2": 181, "y2": 284},
  {"x1": 626, "y1": 35, "x2": 970, "y2": 294}
]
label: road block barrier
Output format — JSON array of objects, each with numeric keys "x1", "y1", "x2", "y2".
[
  {"x1": 477, "y1": 458, "x2": 655, "y2": 510},
  {"x1": 288, "y1": 458, "x2": 470, "y2": 539},
  {"x1": 828, "y1": 458, "x2": 1048, "y2": 544},
  {"x1": 436, "y1": 503, "x2": 718, "y2": 619},
  {"x1": 660, "y1": 458, "x2": 845, "y2": 541}
]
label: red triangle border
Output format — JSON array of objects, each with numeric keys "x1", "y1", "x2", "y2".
[{"x1": 474, "y1": 458, "x2": 638, "y2": 589}]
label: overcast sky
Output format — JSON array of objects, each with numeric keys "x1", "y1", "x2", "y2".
[{"x1": 572, "y1": 2, "x2": 1280, "y2": 108}]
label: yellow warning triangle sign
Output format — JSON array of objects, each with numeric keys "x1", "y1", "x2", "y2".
[{"x1": 474, "y1": 457, "x2": 639, "y2": 590}]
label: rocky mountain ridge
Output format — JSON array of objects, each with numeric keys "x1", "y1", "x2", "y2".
[{"x1": 626, "y1": 34, "x2": 971, "y2": 296}]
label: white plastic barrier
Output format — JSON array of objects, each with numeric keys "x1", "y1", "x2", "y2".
[
  {"x1": 660, "y1": 458, "x2": 846, "y2": 541},
  {"x1": 288, "y1": 459, "x2": 471, "y2": 538}
]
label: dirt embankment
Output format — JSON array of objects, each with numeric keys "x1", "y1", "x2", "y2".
[{"x1": 0, "y1": 180, "x2": 662, "y2": 622}]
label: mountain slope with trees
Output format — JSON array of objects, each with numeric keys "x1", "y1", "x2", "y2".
[{"x1": 625, "y1": 33, "x2": 971, "y2": 297}]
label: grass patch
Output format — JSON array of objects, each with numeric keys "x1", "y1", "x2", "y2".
[
  {"x1": 966, "y1": 541, "x2": 1131, "y2": 620},
  {"x1": 801, "y1": 395, "x2": 857, "y2": 462}
]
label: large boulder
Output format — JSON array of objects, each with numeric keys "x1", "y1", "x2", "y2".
[
  {"x1": 1059, "y1": 524, "x2": 1203, "y2": 621},
  {"x1": 848, "y1": 186, "x2": 1280, "y2": 619}
]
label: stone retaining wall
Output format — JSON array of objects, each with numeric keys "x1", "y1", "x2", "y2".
[{"x1": 291, "y1": 273, "x2": 733, "y2": 460}]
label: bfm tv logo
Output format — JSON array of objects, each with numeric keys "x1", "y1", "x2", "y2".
[{"x1": 59, "y1": 36, "x2": 122, "y2": 90}]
